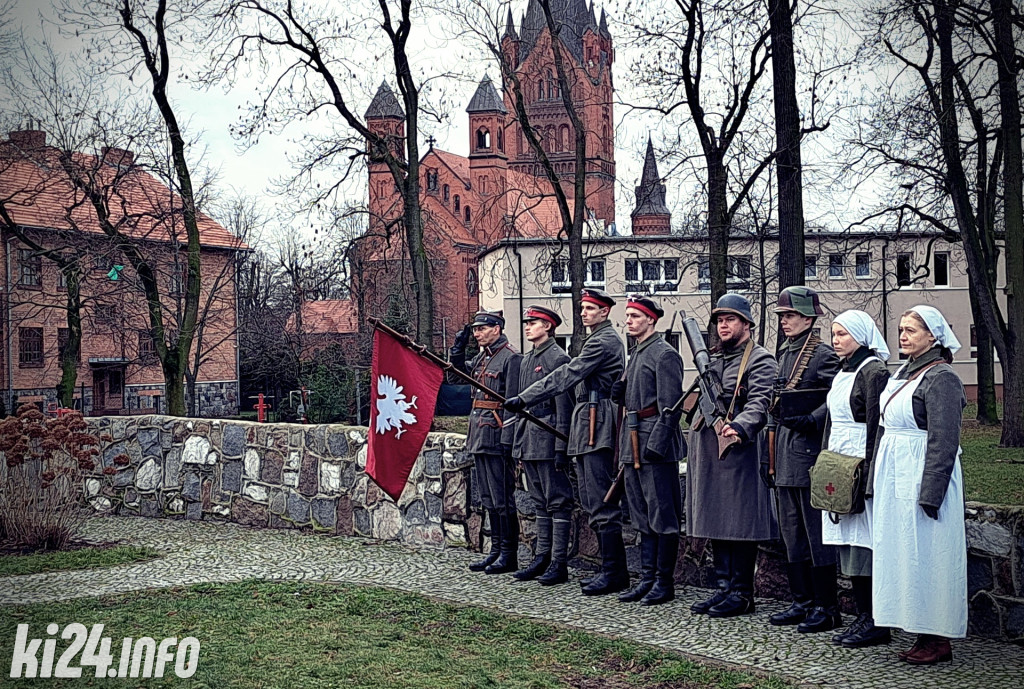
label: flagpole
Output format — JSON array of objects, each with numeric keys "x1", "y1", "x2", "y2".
[{"x1": 368, "y1": 317, "x2": 568, "y2": 442}]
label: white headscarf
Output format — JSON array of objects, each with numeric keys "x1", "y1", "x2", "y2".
[
  {"x1": 834, "y1": 310, "x2": 890, "y2": 361},
  {"x1": 908, "y1": 304, "x2": 962, "y2": 354}
]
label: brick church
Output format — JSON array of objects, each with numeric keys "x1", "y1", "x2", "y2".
[{"x1": 349, "y1": 0, "x2": 671, "y2": 348}]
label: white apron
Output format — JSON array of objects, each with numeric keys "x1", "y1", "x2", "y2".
[
  {"x1": 871, "y1": 366, "x2": 967, "y2": 638},
  {"x1": 821, "y1": 357, "x2": 875, "y2": 548}
]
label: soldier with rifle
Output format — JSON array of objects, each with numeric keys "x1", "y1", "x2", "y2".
[
  {"x1": 685, "y1": 294, "x2": 778, "y2": 618},
  {"x1": 504, "y1": 288, "x2": 628, "y2": 596},
  {"x1": 510, "y1": 305, "x2": 574, "y2": 586},
  {"x1": 449, "y1": 309, "x2": 523, "y2": 575},
  {"x1": 766, "y1": 286, "x2": 842, "y2": 633},
  {"x1": 611, "y1": 296, "x2": 685, "y2": 606}
]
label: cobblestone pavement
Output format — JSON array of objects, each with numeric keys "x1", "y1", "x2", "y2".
[{"x1": 2, "y1": 517, "x2": 1021, "y2": 689}]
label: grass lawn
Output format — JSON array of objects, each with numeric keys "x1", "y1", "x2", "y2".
[
  {"x1": 961, "y1": 403, "x2": 1024, "y2": 505},
  {"x1": 0, "y1": 581, "x2": 790, "y2": 689},
  {"x1": 0, "y1": 545, "x2": 160, "y2": 577}
]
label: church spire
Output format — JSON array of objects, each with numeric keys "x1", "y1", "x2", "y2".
[{"x1": 632, "y1": 137, "x2": 671, "y2": 235}]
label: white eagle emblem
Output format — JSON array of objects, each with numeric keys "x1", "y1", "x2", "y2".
[{"x1": 374, "y1": 374, "x2": 418, "y2": 439}]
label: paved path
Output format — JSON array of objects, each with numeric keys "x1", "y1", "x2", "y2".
[{"x1": 2, "y1": 516, "x2": 1021, "y2": 689}]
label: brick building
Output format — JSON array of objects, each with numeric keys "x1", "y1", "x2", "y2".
[{"x1": 0, "y1": 129, "x2": 245, "y2": 417}]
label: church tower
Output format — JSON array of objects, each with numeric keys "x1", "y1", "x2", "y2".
[
  {"x1": 365, "y1": 81, "x2": 405, "y2": 230},
  {"x1": 631, "y1": 137, "x2": 671, "y2": 236},
  {"x1": 466, "y1": 74, "x2": 509, "y2": 240}
]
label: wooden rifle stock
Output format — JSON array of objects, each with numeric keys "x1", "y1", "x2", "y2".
[
  {"x1": 768, "y1": 429, "x2": 777, "y2": 476},
  {"x1": 711, "y1": 418, "x2": 741, "y2": 459},
  {"x1": 604, "y1": 466, "x2": 625, "y2": 503},
  {"x1": 588, "y1": 404, "x2": 597, "y2": 446}
]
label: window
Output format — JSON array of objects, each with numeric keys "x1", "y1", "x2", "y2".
[
  {"x1": 896, "y1": 252, "x2": 913, "y2": 286},
  {"x1": 93, "y1": 302, "x2": 122, "y2": 327},
  {"x1": 138, "y1": 332, "x2": 156, "y2": 362},
  {"x1": 934, "y1": 252, "x2": 949, "y2": 287},
  {"x1": 497, "y1": 128, "x2": 504, "y2": 152},
  {"x1": 970, "y1": 324, "x2": 978, "y2": 359},
  {"x1": 551, "y1": 259, "x2": 605, "y2": 292},
  {"x1": 465, "y1": 268, "x2": 478, "y2": 296},
  {"x1": 587, "y1": 259, "x2": 605, "y2": 286},
  {"x1": 19, "y1": 327, "x2": 43, "y2": 367},
  {"x1": 804, "y1": 255, "x2": 818, "y2": 280},
  {"x1": 476, "y1": 128, "x2": 490, "y2": 150},
  {"x1": 829, "y1": 253, "x2": 845, "y2": 279},
  {"x1": 626, "y1": 258, "x2": 679, "y2": 293},
  {"x1": 442, "y1": 184, "x2": 450, "y2": 202},
  {"x1": 728, "y1": 255, "x2": 751, "y2": 289},
  {"x1": 57, "y1": 265, "x2": 68, "y2": 291},
  {"x1": 453, "y1": 195, "x2": 460, "y2": 212},
  {"x1": 664, "y1": 331, "x2": 681, "y2": 352},
  {"x1": 426, "y1": 169, "x2": 438, "y2": 191},
  {"x1": 18, "y1": 249, "x2": 42, "y2": 287},
  {"x1": 856, "y1": 252, "x2": 871, "y2": 278},
  {"x1": 697, "y1": 256, "x2": 711, "y2": 292},
  {"x1": 57, "y1": 328, "x2": 80, "y2": 364},
  {"x1": 464, "y1": 206, "x2": 471, "y2": 223}
]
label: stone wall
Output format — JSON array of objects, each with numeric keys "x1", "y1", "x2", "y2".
[{"x1": 964, "y1": 503, "x2": 1024, "y2": 642}]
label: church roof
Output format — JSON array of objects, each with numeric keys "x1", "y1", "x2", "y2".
[
  {"x1": 502, "y1": 8, "x2": 519, "y2": 41},
  {"x1": 632, "y1": 137, "x2": 670, "y2": 217},
  {"x1": 365, "y1": 81, "x2": 405, "y2": 120},
  {"x1": 466, "y1": 75, "x2": 507, "y2": 114},
  {"x1": 518, "y1": 0, "x2": 602, "y2": 64}
]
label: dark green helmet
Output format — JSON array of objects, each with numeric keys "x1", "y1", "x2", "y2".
[{"x1": 774, "y1": 286, "x2": 824, "y2": 317}]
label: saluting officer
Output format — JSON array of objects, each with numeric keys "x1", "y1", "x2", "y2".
[
  {"x1": 450, "y1": 310, "x2": 523, "y2": 575},
  {"x1": 504, "y1": 288, "x2": 627, "y2": 596},
  {"x1": 510, "y1": 305, "x2": 574, "y2": 586},
  {"x1": 687, "y1": 293, "x2": 778, "y2": 618},
  {"x1": 612, "y1": 296, "x2": 685, "y2": 606},
  {"x1": 768, "y1": 286, "x2": 842, "y2": 633}
]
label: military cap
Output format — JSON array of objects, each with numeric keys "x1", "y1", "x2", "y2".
[
  {"x1": 625, "y1": 294, "x2": 664, "y2": 321},
  {"x1": 523, "y1": 304, "x2": 562, "y2": 328},
  {"x1": 711, "y1": 293, "x2": 755, "y2": 326},
  {"x1": 580, "y1": 288, "x2": 615, "y2": 309},
  {"x1": 774, "y1": 285, "x2": 825, "y2": 317},
  {"x1": 471, "y1": 309, "x2": 505, "y2": 328}
]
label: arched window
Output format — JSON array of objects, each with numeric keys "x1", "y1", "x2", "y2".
[
  {"x1": 559, "y1": 124, "x2": 569, "y2": 152},
  {"x1": 476, "y1": 127, "x2": 491, "y2": 150},
  {"x1": 464, "y1": 206, "x2": 471, "y2": 223},
  {"x1": 426, "y1": 169, "x2": 438, "y2": 191},
  {"x1": 538, "y1": 81, "x2": 544, "y2": 100},
  {"x1": 442, "y1": 184, "x2": 450, "y2": 202},
  {"x1": 454, "y1": 195, "x2": 460, "y2": 212},
  {"x1": 466, "y1": 268, "x2": 478, "y2": 296},
  {"x1": 497, "y1": 128, "x2": 504, "y2": 152}
]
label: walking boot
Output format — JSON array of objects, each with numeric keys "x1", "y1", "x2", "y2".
[
  {"x1": 833, "y1": 612, "x2": 869, "y2": 645},
  {"x1": 770, "y1": 561, "x2": 814, "y2": 625},
  {"x1": 582, "y1": 528, "x2": 630, "y2": 596},
  {"x1": 469, "y1": 509, "x2": 501, "y2": 572},
  {"x1": 641, "y1": 533, "x2": 679, "y2": 606},
  {"x1": 514, "y1": 516, "x2": 551, "y2": 581},
  {"x1": 841, "y1": 617, "x2": 891, "y2": 648},
  {"x1": 691, "y1": 540, "x2": 730, "y2": 614},
  {"x1": 538, "y1": 518, "x2": 571, "y2": 586},
  {"x1": 708, "y1": 541, "x2": 757, "y2": 618},
  {"x1": 902, "y1": 635, "x2": 952, "y2": 665},
  {"x1": 485, "y1": 512, "x2": 519, "y2": 574},
  {"x1": 797, "y1": 565, "x2": 842, "y2": 633},
  {"x1": 619, "y1": 533, "x2": 657, "y2": 602}
]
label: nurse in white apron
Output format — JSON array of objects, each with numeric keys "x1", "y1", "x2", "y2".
[
  {"x1": 822, "y1": 310, "x2": 892, "y2": 649},
  {"x1": 872, "y1": 306, "x2": 967, "y2": 665}
]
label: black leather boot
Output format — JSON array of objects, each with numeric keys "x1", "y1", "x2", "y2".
[
  {"x1": 485, "y1": 512, "x2": 519, "y2": 574},
  {"x1": 537, "y1": 518, "x2": 571, "y2": 586},
  {"x1": 619, "y1": 533, "x2": 657, "y2": 602},
  {"x1": 691, "y1": 539, "x2": 730, "y2": 614},
  {"x1": 797, "y1": 565, "x2": 842, "y2": 633},
  {"x1": 582, "y1": 528, "x2": 630, "y2": 596},
  {"x1": 708, "y1": 541, "x2": 756, "y2": 618},
  {"x1": 770, "y1": 561, "x2": 813, "y2": 625},
  {"x1": 469, "y1": 509, "x2": 501, "y2": 572},
  {"x1": 641, "y1": 533, "x2": 679, "y2": 606},
  {"x1": 841, "y1": 617, "x2": 891, "y2": 648},
  {"x1": 514, "y1": 516, "x2": 551, "y2": 581}
]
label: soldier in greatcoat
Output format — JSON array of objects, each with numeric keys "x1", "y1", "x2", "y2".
[
  {"x1": 767, "y1": 286, "x2": 842, "y2": 633},
  {"x1": 510, "y1": 305, "x2": 574, "y2": 586},
  {"x1": 686, "y1": 293, "x2": 778, "y2": 618},
  {"x1": 611, "y1": 296, "x2": 685, "y2": 606},
  {"x1": 504, "y1": 288, "x2": 627, "y2": 596},
  {"x1": 449, "y1": 309, "x2": 523, "y2": 574}
]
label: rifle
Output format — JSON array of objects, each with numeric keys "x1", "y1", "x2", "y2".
[{"x1": 681, "y1": 316, "x2": 741, "y2": 460}]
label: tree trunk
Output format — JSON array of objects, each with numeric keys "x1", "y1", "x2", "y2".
[
  {"x1": 57, "y1": 265, "x2": 82, "y2": 409},
  {"x1": 768, "y1": 0, "x2": 805, "y2": 290},
  {"x1": 969, "y1": 286, "x2": 999, "y2": 425},
  {"x1": 991, "y1": 0, "x2": 1024, "y2": 446},
  {"x1": 707, "y1": 152, "x2": 730, "y2": 308}
]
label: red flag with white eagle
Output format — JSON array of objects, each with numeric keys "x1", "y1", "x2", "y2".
[{"x1": 366, "y1": 327, "x2": 444, "y2": 501}]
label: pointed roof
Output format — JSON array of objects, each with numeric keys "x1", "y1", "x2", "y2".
[
  {"x1": 518, "y1": 0, "x2": 599, "y2": 64},
  {"x1": 466, "y1": 74, "x2": 507, "y2": 114},
  {"x1": 365, "y1": 81, "x2": 405, "y2": 120},
  {"x1": 632, "y1": 137, "x2": 671, "y2": 217},
  {"x1": 599, "y1": 8, "x2": 610, "y2": 38},
  {"x1": 503, "y1": 8, "x2": 519, "y2": 41}
]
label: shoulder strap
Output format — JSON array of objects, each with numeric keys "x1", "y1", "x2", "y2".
[
  {"x1": 880, "y1": 361, "x2": 940, "y2": 419},
  {"x1": 726, "y1": 339, "x2": 755, "y2": 421}
]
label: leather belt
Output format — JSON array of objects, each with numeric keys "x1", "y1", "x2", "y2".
[
  {"x1": 472, "y1": 400, "x2": 501, "y2": 410},
  {"x1": 577, "y1": 393, "x2": 610, "y2": 403},
  {"x1": 629, "y1": 405, "x2": 658, "y2": 420}
]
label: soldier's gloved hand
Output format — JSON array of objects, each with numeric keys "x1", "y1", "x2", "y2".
[
  {"x1": 503, "y1": 396, "x2": 525, "y2": 413},
  {"x1": 921, "y1": 504, "x2": 940, "y2": 520},
  {"x1": 610, "y1": 379, "x2": 626, "y2": 405},
  {"x1": 759, "y1": 462, "x2": 775, "y2": 489},
  {"x1": 781, "y1": 414, "x2": 817, "y2": 433},
  {"x1": 554, "y1": 450, "x2": 570, "y2": 473},
  {"x1": 451, "y1": 323, "x2": 473, "y2": 354}
]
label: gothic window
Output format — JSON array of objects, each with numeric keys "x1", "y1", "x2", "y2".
[
  {"x1": 538, "y1": 81, "x2": 544, "y2": 100},
  {"x1": 466, "y1": 268, "x2": 478, "y2": 296},
  {"x1": 476, "y1": 128, "x2": 491, "y2": 150},
  {"x1": 454, "y1": 195, "x2": 460, "y2": 212},
  {"x1": 497, "y1": 128, "x2": 504, "y2": 152},
  {"x1": 426, "y1": 169, "x2": 439, "y2": 191},
  {"x1": 464, "y1": 206, "x2": 471, "y2": 223},
  {"x1": 443, "y1": 184, "x2": 450, "y2": 202},
  {"x1": 559, "y1": 125, "x2": 569, "y2": 152}
]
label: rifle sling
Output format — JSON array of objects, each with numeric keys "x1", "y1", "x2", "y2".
[{"x1": 725, "y1": 339, "x2": 755, "y2": 423}]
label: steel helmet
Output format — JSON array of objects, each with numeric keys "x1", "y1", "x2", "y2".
[
  {"x1": 774, "y1": 286, "x2": 824, "y2": 317},
  {"x1": 711, "y1": 293, "x2": 755, "y2": 326}
]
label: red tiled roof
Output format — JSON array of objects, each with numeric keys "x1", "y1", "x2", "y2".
[
  {"x1": 0, "y1": 142, "x2": 246, "y2": 250},
  {"x1": 287, "y1": 300, "x2": 359, "y2": 334},
  {"x1": 428, "y1": 149, "x2": 470, "y2": 188},
  {"x1": 504, "y1": 169, "x2": 565, "y2": 238}
]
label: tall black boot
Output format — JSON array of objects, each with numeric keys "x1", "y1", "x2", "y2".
[
  {"x1": 708, "y1": 541, "x2": 757, "y2": 618},
  {"x1": 618, "y1": 533, "x2": 657, "y2": 602},
  {"x1": 691, "y1": 539, "x2": 730, "y2": 614},
  {"x1": 485, "y1": 511, "x2": 519, "y2": 574},
  {"x1": 469, "y1": 509, "x2": 501, "y2": 571},
  {"x1": 840, "y1": 575, "x2": 891, "y2": 647},
  {"x1": 582, "y1": 528, "x2": 629, "y2": 596},
  {"x1": 770, "y1": 561, "x2": 814, "y2": 625},
  {"x1": 537, "y1": 517, "x2": 571, "y2": 586},
  {"x1": 798, "y1": 564, "x2": 842, "y2": 633},
  {"x1": 514, "y1": 516, "x2": 551, "y2": 581},
  {"x1": 641, "y1": 533, "x2": 679, "y2": 606}
]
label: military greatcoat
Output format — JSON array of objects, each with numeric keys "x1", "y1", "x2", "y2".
[
  {"x1": 512, "y1": 339, "x2": 572, "y2": 462},
  {"x1": 464, "y1": 333, "x2": 521, "y2": 456},
  {"x1": 685, "y1": 339, "x2": 778, "y2": 541}
]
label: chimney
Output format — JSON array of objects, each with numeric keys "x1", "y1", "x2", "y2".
[
  {"x1": 101, "y1": 146, "x2": 135, "y2": 168},
  {"x1": 7, "y1": 129, "x2": 47, "y2": 150}
]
